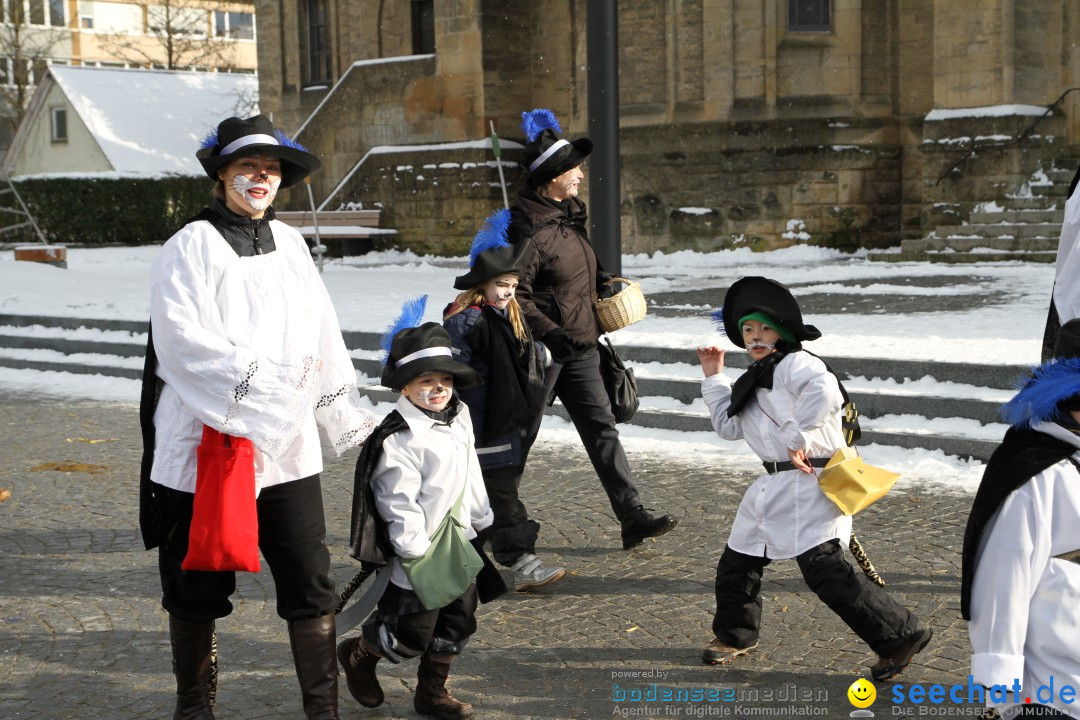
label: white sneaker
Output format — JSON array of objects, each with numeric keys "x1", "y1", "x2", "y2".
[{"x1": 510, "y1": 553, "x2": 567, "y2": 592}]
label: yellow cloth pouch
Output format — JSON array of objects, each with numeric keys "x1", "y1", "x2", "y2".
[{"x1": 817, "y1": 447, "x2": 899, "y2": 515}]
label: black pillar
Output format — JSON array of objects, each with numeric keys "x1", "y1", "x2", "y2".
[{"x1": 586, "y1": 0, "x2": 621, "y2": 276}]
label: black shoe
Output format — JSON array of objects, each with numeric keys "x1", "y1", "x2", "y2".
[
  {"x1": 620, "y1": 508, "x2": 678, "y2": 549},
  {"x1": 870, "y1": 626, "x2": 933, "y2": 682}
]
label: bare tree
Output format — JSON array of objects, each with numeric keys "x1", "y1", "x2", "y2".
[
  {"x1": 0, "y1": 1, "x2": 66, "y2": 144},
  {"x1": 97, "y1": 0, "x2": 239, "y2": 71}
]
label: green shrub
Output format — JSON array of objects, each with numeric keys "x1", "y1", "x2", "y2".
[{"x1": 5, "y1": 175, "x2": 211, "y2": 245}]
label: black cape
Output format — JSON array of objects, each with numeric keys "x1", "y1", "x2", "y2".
[{"x1": 959, "y1": 426, "x2": 1076, "y2": 620}]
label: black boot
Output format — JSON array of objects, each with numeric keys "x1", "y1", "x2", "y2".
[
  {"x1": 414, "y1": 652, "x2": 473, "y2": 719},
  {"x1": 288, "y1": 615, "x2": 340, "y2": 720},
  {"x1": 337, "y1": 634, "x2": 384, "y2": 707},
  {"x1": 169, "y1": 615, "x2": 216, "y2": 720},
  {"x1": 620, "y1": 507, "x2": 678, "y2": 549}
]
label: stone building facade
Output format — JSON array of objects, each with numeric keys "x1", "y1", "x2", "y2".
[{"x1": 254, "y1": 0, "x2": 1080, "y2": 256}]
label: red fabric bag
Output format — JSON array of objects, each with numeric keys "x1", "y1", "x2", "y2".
[{"x1": 182, "y1": 425, "x2": 260, "y2": 572}]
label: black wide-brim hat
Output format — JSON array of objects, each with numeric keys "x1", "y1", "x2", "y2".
[
  {"x1": 522, "y1": 128, "x2": 593, "y2": 186},
  {"x1": 381, "y1": 322, "x2": 483, "y2": 391},
  {"x1": 722, "y1": 276, "x2": 821, "y2": 348},
  {"x1": 196, "y1": 114, "x2": 321, "y2": 189},
  {"x1": 453, "y1": 240, "x2": 533, "y2": 290}
]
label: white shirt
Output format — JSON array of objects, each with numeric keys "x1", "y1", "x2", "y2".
[
  {"x1": 969, "y1": 420, "x2": 1080, "y2": 719},
  {"x1": 149, "y1": 218, "x2": 377, "y2": 494},
  {"x1": 372, "y1": 395, "x2": 494, "y2": 589},
  {"x1": 701, "y1": 351, "x2": 852, "y2": 559},
  {"x1": 1053, "y1": 190, "x2": 1080, "y2": 323}
]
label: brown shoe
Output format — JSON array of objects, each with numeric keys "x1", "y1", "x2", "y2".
[
  {"x1": 337, "y1": 635, "x2": 383, "y2": 708},
  {"x1": 702, "y1": 638, "x2": 757, "y2": 665},
  {"x1": 871, "y1": 626, "x2": 933, "y2": 681},
  {"x1": 414, "y1": 652, "x2": 473, "y2": 719}
]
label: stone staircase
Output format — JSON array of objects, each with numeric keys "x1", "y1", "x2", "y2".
[
  {"x1": 869, "y1": 165, "x2": 1075, "y2": 263},
  {"x1": 0, "y1": 313, "x2": 1023, "y2": 462}
]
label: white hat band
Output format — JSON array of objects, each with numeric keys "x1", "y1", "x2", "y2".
[
  {"x1": 220, "y1": 133, "x2": 280, "y2": 156},
  {"x1": 528, "y1": 138, "x2": 570, "y2": 172},
  {"x1": 395, "y1": 346, "x2": 453, "y2": 368}
]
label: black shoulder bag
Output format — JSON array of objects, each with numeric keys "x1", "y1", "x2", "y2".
[{"x1": 597, "y1": 337, "x2": 639, "y2": 423}]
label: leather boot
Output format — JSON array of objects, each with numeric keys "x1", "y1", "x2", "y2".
[
  {"x1": 336, "y1": 634, "x2": 384, "y2": 707},
  {"x1": 287, "y1": 615, "x2": 340, "y2": 720},
  {"x1": 169, "y1": 615, "x2": 216, "y2": 720},
  {"x1": 413, "y1": 651, "x2": 473, "y2": 719}
]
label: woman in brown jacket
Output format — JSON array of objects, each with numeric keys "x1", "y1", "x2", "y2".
[{"x1": 506, "y1": 108, "x2": 677, "y2": 550}]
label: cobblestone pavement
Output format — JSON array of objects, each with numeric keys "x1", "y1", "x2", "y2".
[{"x1": 0, "y1": 400, "x2": 980, "y2": 719}]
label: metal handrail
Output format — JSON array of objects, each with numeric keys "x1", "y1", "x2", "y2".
[{"x1": 935, "y1": 86, "x2": 1080, "y2": 185}]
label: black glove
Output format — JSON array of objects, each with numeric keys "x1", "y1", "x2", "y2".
[
  {"x1": 543, "y1": 328, "x2": 579, "y2": 363},
  {"x1": 471, "y1": 526, "x2": 492, "y2": 552}
]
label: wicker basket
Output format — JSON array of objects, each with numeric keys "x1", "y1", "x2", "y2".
[{"x1": 595, "y1": 277, "x2": 647, "y2": 333}]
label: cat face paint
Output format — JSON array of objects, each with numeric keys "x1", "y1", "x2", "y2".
[
  {"x1": 741, "y1": 320, "x2": 781, "y2": 361},
  {"x1": 230, "y1": 172, "x2": 281, "y2": 213},
  {"x1": 482, "y1": 273, "x2": 519, "y2": 310},
  {"x1": 403, "y1": 371, "x2": 454, "y2": 412}
]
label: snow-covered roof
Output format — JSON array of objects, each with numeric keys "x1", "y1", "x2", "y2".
[{"x1": 47, "y1": 65, "x2": 258, "y2": 176}]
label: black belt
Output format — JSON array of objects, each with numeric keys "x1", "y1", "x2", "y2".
[{"x1": 762, "y1": 457, "x2": 831, "y2": 474}]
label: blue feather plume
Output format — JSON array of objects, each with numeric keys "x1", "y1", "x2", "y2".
[
  {"x1": 1001, "y1": 356, "x2": 1080, "y2": 428},
  {"x1": 520, "y1": 109, "x2": 562, "y2": 143},
  {"x1": 710, "y1": 308, "x2": 724, "y2": 331},
  {"x1": 469, "y1": 209, "x2": 511, "y2": 268},
  {"x1": 380, "y1": 295, "x2": 428, "y2": 365},
  {"x1": 199, "y1": 128, "x2": 218, "y2": 151},
  {"x1": 274, "y1": 129, "x2": 309, "y2": 153}
]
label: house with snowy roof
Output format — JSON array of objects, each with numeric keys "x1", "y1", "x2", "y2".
[{"x1": 0, "y1": 65, "x2": 258, "y2": 179}]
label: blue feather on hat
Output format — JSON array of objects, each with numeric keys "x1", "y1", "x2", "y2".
[
  {"x1": 274, "y1": 129, "x2": 309, "y2": 153},
  {"x1": 710, "y1": 308, "x2": 724, "y2": 332},
  {"x1": 1001, "y1": 356, "x2": 1080, "y2": 428},
  {"x1": 521, "y1": 109, "x2": 562, "y2": 143},
  {"x1": 380, "y1": 295, "x2": 428, "y2": 366},
  {"x1": 469, "y1": 209, "x2": 511, "y2": 268},
  {"x1": 199, "y1": 128, "x2": 218, "y2": 151}
]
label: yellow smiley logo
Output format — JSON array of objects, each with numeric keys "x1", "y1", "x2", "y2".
[{"x1": 847, "y1": 678, "x2": 876, "y2": 708}]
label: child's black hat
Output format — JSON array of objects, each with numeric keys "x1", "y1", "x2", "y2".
[
  {"x1": 380, "y1": 297, "x2": 482, "y2": 391},
  {"x1": 721, "y1": 276, "x2": 821, "y2": 348},
  {"x1": 453, "y1": 209, "x2": 532, "y2": 290}
]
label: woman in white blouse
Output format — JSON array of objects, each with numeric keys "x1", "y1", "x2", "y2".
[
  {"x1": 139, "y1": 114, "x2": 376, "y2": 720},
  {"x1": 696, "y1": 276, "x2": 930, "y2": 682}
]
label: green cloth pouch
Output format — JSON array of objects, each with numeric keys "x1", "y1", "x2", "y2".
[{"x1": 400, "y1": 488, "x2": 485, "y2": 610}]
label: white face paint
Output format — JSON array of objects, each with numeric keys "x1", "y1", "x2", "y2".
[
  {"x1": 231, "y1": 173, "x2": 281, "y2": 212},
  {"x1": 403, "y1": 372, "x2": 454, "y2": 412},
  {"x1": 482, "y1": 273, "x2": 519, "y2": 310}
]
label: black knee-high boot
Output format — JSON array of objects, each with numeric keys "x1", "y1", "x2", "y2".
[
  {"x1": 169, "y1": 615, "x2": 216, "y2": 720},
  {"x1": 288, "y1": 614, "x2": 340, "y2": 720}
]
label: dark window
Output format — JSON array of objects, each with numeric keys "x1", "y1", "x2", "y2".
[
  {"x1": 48, "y1": 0, "x2": 63, "y2": 26},
  {"x1": 305, "y1": 0, "x2": 331, "y2": 85},
  {"x1": 216, "y1": 10, "x2": 254, "y2": 40},
  {"x1": 412, "y1": 0, "x2": 434, "y2": 55},
  {"x1": 51, "y1": 107, "x2": 67, "y2": 142},
  {"x1": 788, "y1": 0, "x2": 830, "y2": 31},
  {"x1": 29, "y1": 0, "x2": 45, "y2": 25}
]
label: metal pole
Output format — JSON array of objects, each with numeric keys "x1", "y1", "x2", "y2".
[
  {"x1": 490, "y1": 120, "x2": 509, "y2": 209},
  {"x1": 586, "y1": 0, "x2": 622, "y2": 276},
  {"x1": 304, "y1": 179, "x2": 325, "y2": 273}
]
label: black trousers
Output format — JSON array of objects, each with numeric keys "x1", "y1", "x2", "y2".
[
  {"x1": 518, "y1": 346, "x2": 642, "y2": 521},
  {"x1": 362, "y1": 582, "x2": 478, "y2": 663},
  {"x1": 712, "y1": 540, "x2": 919, "y2": 655},
  {"x1": 155, "y1": 475, "x2": 337, "y2": 623},
  {"x1": 483, "y1": 462, "x2": 541, "y2": 566}
]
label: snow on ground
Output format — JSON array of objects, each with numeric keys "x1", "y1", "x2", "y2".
[{"x1": 0, "y1": 244, "x2": 1058, "y2": 492}]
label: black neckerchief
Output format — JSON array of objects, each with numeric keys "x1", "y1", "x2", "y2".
[
  {"x1": 959, "y1": 424, "x2": 1077, "y2": 619},
  {"x1": 410, "y1": 394, "x2": 463, "y2": 425},
  {"x1": 726, "y1": 342, "x2": 802, "y2": 418}
]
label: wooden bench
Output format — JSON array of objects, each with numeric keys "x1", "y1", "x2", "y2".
[{"x1": 275, "y1": 209, "x2": 386, "y2": 256}]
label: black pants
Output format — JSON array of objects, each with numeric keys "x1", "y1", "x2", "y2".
[
  {"x1": 518, "y1": 346, "x2": 642, "y2": 520},
  {"x1": 483, "y1": 462, "x2": 541, "y2": 566},
  {"x1": 712, "y1": 540, "x2": 919, "y2": 655},
  {"x1": 362, "y1": 582, "x2": 478, "y2": 663},
  {"x1": 156, "y1": 475, "x2": 337, "y2": 623}
]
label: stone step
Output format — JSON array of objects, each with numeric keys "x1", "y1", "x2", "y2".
[
  {"x1": 998, "y1": 197, "x2": 1060, "y2": 211},
  {"x1": 867, "y1": 250, "x2": 1057, "y2": 263},
  {"x1": 929, "y1": 223, "x2": 1061, "y2": 239},
  {"x1": 968, "y1": 209, "x2": 1061, "y2": 225},
  {"x1": 0, "y1": 314, "x2": 1025, "y2": 461},
  {"x1": 902, "y1": 236, "x2": 1058, "y2": 253}
]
